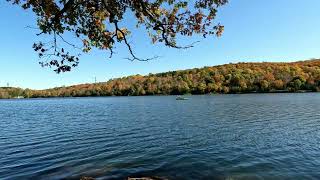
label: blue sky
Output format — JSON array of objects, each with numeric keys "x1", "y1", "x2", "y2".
[{"x1": 0, "y1": 0, "x2": 320, "y2": 89}]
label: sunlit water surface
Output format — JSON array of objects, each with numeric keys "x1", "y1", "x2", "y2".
[{"x1": 1, "y1": 94, "x2": 320, "y2": 180}]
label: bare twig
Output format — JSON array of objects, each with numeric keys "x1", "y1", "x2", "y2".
[
  {"x1": 57, "y1": 34, "x2": 82, "y2": 50},
  {"x1": 114, "y1": 21, "x2": 158, "y2": 61}
]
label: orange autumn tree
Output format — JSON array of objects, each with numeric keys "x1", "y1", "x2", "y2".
[{"x1": 7, "y1": 0, "x2": 227, "y2": 73}]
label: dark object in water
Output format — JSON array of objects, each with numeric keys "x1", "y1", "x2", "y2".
[{"x1": 176, "y1": 96, "x2": 188, "y2": 100}]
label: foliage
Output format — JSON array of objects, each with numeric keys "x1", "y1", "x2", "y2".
[
  {"x1": 0, "y1": 87, "x2": 24, "y2": 99},
  {"x1": 1, "y1": 60, "x2": 320, "y2": 99},
  {"x1": 7, "y1": 0, "x2": 227, "y2": 73}
]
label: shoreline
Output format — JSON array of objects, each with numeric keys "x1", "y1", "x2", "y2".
[{"x1": 0, "y1": 90, "x2": 318, "y2": 100}]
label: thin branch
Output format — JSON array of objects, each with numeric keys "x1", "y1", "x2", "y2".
[
  {"x1": 57, "y1": 33, "x2": 82, "y2": 50},
  {"x1": 53, "y1": 31, "x2": 57, "y2": 53},
  {"x1": 114, "y1": 20, "x2": 158, "y2": 61},
  {"x1": 124, "y1": 55, "x2": 160, "y2": 62},
  {"x1": 25, "y1": 25, "x2": 40, "y2": 30}
]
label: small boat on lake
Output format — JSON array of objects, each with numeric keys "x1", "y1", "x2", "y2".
[{"x1": 176, "y1": 96, "x2": 188, "y2": 100}]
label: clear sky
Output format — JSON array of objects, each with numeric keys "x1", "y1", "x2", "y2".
[{"x1": 1, "y1": 0, "x2": 320, "y2": 89}]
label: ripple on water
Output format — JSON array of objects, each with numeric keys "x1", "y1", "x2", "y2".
[{"x1": 1, "y1": 94, "x2": 320, "y2": 180}]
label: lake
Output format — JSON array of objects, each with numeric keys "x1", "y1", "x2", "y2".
[{"x1": 1, "y1": 93, "x2": 320, "y2": 180}]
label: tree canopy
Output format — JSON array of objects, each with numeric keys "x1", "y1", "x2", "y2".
[
  {"x1": 7, "y1": 0, "x2": 228, "y2": 73},
  {"x1": 1, "y1": 60, "x2": 320, "y2": 99}
]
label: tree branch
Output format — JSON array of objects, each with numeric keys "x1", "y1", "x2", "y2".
[{"x1": 114, "y1": 20, "x2": 158, "y2": 61}]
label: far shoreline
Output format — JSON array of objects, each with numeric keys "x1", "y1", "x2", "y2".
[{"x1": 0, "y1": 91, "x2": 318, "y2": 100}]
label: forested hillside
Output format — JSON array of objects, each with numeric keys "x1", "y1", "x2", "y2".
[{"x1": 1, "y1": 60, "x2": 320, "y2": 98}]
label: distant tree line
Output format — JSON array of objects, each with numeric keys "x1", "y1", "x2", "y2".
[{"x1": 1, "y1": 60, "x2": 320, "y2": 99}]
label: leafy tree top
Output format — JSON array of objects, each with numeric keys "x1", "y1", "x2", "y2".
[{"x1": 8, "y1": 0, "x2": 227, "y2": 73}]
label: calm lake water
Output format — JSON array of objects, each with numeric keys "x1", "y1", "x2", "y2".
[{"x1": 1, "y1": 94, "x2": 320, "y2": 180}]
